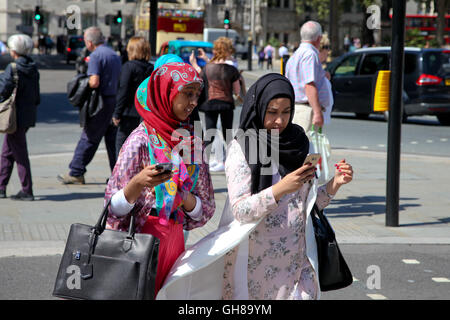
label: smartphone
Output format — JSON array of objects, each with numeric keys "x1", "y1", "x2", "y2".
[
  {"x1": 303, "y1": 153, "x2": 321, "y2": 167},
  {"x1": 155, "y1": 163, "x2": 173, "y2": 175}
]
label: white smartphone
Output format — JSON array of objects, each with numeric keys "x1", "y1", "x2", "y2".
[{"x1": 303, "y1": 153, "x2": 321, "y2": 167}]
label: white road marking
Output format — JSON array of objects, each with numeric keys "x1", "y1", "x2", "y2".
[
  {"x1": 402, "y1": 259, "x2": 420, "y2": 264},
  {"x1": 361, "y1": 146, "x2": 369, "y2": 149},
  {"x1": 426, "y1": 140, "x2": 433, "y2": 143},
  {"x1": 432, "y1": 277, "x2": 450, "y2": 283},
  {"x1": 377, "y1": 144, "x2": 385, "y2": 148},
  {"x1": 353, "y1": 277, "x2": 359, "y2": 282},
  {"x1": 440, "y1": 138, "x2": 448, "y2": 142},
  {"x1": 367, "y1": 294, "x2": 388, "y2": 300},
  {"x1": 410, "y1": 141, "x2": 418, "y2": 145},
  {"x1": 407, "y1": 280, "x2": 415, "y2": 283}
]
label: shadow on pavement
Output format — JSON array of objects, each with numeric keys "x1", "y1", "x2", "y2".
[
  {"x1": 400, "y1": 217, "x2": 450, "y2": 227},
  {"x1": 326, "y1": 195, "x2": 420, "y2": 217},
  {"x1": 37, "y1": 93, "x2": 79, "y2": 124},
  {"x1": 36, "y1": 192, "x2": 104, "y2": 202}
]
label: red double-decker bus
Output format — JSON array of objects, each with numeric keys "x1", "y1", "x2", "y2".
[{"x1": 390, "y1": 13, "x2": 450, "y2": 44}]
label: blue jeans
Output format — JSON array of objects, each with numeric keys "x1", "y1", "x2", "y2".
[{"x1": 69, "y1": 95, "x2": 117, "y2": 177}]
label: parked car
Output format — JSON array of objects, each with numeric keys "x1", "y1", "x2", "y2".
[
  {"x1": 65, "y1": 35, "x2": 85, "y2": 64},
  {"x1": 159, "y1": 40, "x2": 213, "y2": 68},
  {"x1": 327, "y1": 47, "x2": 450, "y2": 125}
]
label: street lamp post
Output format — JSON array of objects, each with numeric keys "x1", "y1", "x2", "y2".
[
  {"x1": 248, "y1": 0, "x2": 255, "y2": 71},
  {"x1": 386, "y1": 0, "x2": 406, "y2": 227},
  {"x1": 149, "y1": 0, "x2": 158, "y2": 57}
]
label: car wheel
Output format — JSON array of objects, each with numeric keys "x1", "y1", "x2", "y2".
[
  {"x1": 437, "y1": 114, "x2": 450, "y2": 126},
  {"x1": 355, "y1": 113, "x2": 369, "y2": 119}
]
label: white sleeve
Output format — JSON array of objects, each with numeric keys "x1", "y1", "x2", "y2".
[
  {"x1": 110, "y1": 189, "x2": 135, "y2": 217},
  {"x1": 184, "y1": 195, "x2": 202, "y2": 221}
]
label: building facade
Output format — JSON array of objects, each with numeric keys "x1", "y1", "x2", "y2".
[{"x1": 0, "y1": 0, "x2": 205, "y2": 44}]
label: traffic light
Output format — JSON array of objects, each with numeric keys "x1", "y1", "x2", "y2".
[
  {"x1": 114, "y1": 10, "x2": 122, "y2": 24},
  {"x1": 224, "y1": 9, "x2": 230, "y2": 29},
  {"x1": 34, "y1": 6, "x2": 42, "y2": 24}
]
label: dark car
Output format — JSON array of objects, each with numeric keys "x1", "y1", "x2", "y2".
[
  {"x1": 66, "y1": 35, "x2": 85, "y2": 64},
  {"x1": 327, "y1": 47, "x2": 450, "y2": 125}
]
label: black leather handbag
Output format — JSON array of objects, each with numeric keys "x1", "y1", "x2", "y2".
[
  {"x1": 53, "y1": 201, "x2": 159, "y2": 300},
  {"x1": 311, "y1": 204, "x2": 353, "y2": 292}
]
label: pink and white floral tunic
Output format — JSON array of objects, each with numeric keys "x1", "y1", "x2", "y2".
[{"x1": 223, "y1": 139, "x2": 333, "y2": 300}]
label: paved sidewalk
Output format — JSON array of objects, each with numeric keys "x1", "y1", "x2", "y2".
[{"x1": 0, "y1": 146, "x2": 449, "y2": 258}]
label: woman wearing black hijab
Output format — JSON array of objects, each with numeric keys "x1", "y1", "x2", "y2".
[
  {"x1": 222, "y1": 73, "x2": 354, "y2": 300},
  {"x1": 155, "y1": 74, "x2": 354, "y2": 300}
]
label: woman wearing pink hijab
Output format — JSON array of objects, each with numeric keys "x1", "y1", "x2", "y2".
[{"x1": 104, "y1": 62, "x2": 215, "y2": 297}]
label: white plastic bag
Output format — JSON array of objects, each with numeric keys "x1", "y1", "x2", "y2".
[{"x1": 309, "y1": 125, "x2": 332, "y2": 184}]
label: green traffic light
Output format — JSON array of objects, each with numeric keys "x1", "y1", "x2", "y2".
[
  {"x1": 35, "y1": 14, "x2": 41, "y2": 20},
  {"x1": 117, "y1": 17, "x2": 122, "y2": 23},
  {"x1": 224, "y1": 19, "x2": 230, "y2": 24}
]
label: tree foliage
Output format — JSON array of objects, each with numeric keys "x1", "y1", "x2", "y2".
[{"x1": 405, "y1": 28, "x2": 440, "y2": 47}]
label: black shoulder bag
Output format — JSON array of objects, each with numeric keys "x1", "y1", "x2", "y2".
[
  {"x1": 53, "y1": 201, "x2": 159, "y2": 300},
  {"x1": 311, "y1": 204, "x2": 353, "y2": 291}
]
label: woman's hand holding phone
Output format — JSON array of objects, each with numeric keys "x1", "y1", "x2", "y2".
[
  {"x1": 124, "y1": 164, "x2": 173, "y2": 204},
  {"x1": 272, "y1": 163, "x2": 316, "y2": 202}
]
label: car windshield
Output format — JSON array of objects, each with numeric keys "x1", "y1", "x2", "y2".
[
  {"x1": 423, "y1": 51, "x2": 450, "y2": 77},
  {"x1": 69, "y1": 37, "x2": 85, "y2": 49}
]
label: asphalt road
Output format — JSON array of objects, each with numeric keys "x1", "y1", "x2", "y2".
[
  {"x1": 2, "y1": 67, "x2": 447, "y2": 158},
  {"x1": 1, "y1": 244, "x2": 448, "y2": 300}
]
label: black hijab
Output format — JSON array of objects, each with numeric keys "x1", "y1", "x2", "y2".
[{"x1": 236, "y1": 73, "x2": 309, "y2": 195}]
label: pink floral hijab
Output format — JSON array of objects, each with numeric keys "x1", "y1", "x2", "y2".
[{"x1": 135, "y1": 62, "x2": 203, "y2": 224}]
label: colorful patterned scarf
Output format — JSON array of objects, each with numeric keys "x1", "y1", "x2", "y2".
[{"x1": 135, "y1": 62, "x2": 203, "y2": 224}]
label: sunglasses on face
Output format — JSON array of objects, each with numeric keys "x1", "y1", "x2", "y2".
[{"x1": 321, "y1": 45, "x2": 330, "y2": 50}]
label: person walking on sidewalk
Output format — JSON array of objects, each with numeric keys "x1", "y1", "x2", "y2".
[
  {"x1": 104, "y1": 62, "x2": 215, "y2": 297},
  {"x1": 286, "y1": 21, "x2": 328, "y2": 135},
  {"x1": 199, "y1": 37, "x2": 242, "y2": 172},
  {"x1": 112, "y1": 36, "x2": 153, "y2": 158},
  {"x1": 58, "y1": 27, "x2": 121, "y2": 184},
  {"x1": 0, "y1": 34, "x2": 40, "y2": 201},
  {"x1": 264, "y1": 43, "x2": 275, "y2": 70},
  {"x1": 222, "y1": 73, "x2": 354, "y2": 299}
]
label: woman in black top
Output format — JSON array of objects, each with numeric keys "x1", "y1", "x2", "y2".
[
  {"x1": 199, "y1": 37, "x2": 242, "y2": 172},
  {"x1": 112, "y1": 37, "x2": 153, "y2": 158},
  {"x1": 0, "y1": 34, "x2": 40, "y2": 201}
]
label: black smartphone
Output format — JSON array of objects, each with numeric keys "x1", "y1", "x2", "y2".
[{"x1": 155, "y1": 162, "x2": 173, "y2": 175}]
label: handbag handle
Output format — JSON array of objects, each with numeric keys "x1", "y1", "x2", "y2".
[
  {"x1": 311, "y1": 124, "x2": 322, "y2": 134},
  {"x1": 94, "y1": 198, "x2": 136, "y2": 239},
  {"x1": 312, "y1": 204, "x2": 335, "y2": 239}
]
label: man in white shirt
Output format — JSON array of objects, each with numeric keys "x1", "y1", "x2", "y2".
[
  {"x1": 278, "y1": 43, "x2": 288, "y2": 59},
  {"x1": 285, "y1": 21, "x2": 329, "y2": 134}
]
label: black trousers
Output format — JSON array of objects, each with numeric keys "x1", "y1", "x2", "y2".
[
  {"x1": 203, "y1": 109, "x2": 233, "y2": 163},
  {"x1": 69, "y1": 96, "x2": 117, "y2": 176}
]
